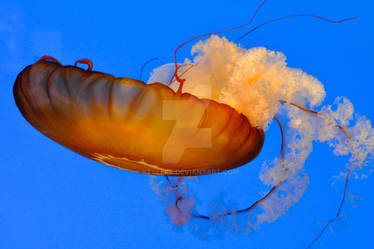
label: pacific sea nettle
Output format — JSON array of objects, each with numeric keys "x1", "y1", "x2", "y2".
[
  {"x1": 13, "y1": 27, "x2": 374, "y2": 249},
  {"x1": 12, "y1": 0, "x2": 374, "y2": 245},
  {"x1": 13, "y1": 58, "x2": 264, "y2": 176}
]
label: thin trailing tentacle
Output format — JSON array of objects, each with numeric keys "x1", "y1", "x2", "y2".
[
  {"x1": 279, "y1": 100, "x2": 351, "y2": 139},
  {"x1": 306, "y1": 170, "x2": 351, "y2": 249},
  {"x1": 169, "y1": 0, "x2": 268, "y2": 94},
  {"x1": 169, "y1": 64, "x2": 196, "y2": 86},
  {"x1": 189, "y1": 115, "x2": 286, "y2": 220},
  {"x1": 139, "y1": 57, "x2": 158, "y2": 81},
  {"x1": 235, "y1": 14, "x2": 356, "y2": 42}
]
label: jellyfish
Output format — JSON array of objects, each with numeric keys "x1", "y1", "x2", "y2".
[{"x1": 12, "y1": 0, "x2": 374, "y2": 248}]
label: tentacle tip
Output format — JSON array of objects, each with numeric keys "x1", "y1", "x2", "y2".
[
  {"x1": 340, "y1": 16, "x2": 358, "y2": 22},
  {"x1": 74, "y1": 58, "x2": 93, "y2": 71},
  {"x1": 39, "y1": 56, "x2": 62, "y2": 66}
]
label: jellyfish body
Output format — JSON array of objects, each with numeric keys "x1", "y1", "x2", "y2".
[{"x1": 13, "y1": 59, "x2": 264, "y2": 176}]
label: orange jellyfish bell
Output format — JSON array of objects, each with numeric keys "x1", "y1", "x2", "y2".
[{"x1": 13, "y1": 57, "x2": 264, "y2": 176}]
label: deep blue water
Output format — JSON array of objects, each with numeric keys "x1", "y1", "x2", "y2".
[{"x1": 1, "y1": 0, "x2": 373, "y2": 248}]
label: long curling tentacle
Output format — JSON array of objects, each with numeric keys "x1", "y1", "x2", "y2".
[
  {"x1": 278, "y1": 100, "x2": 352, "y2": 248},
  {"x1": 189, "y1": 115, "x2": 286, "y2": 220}
]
